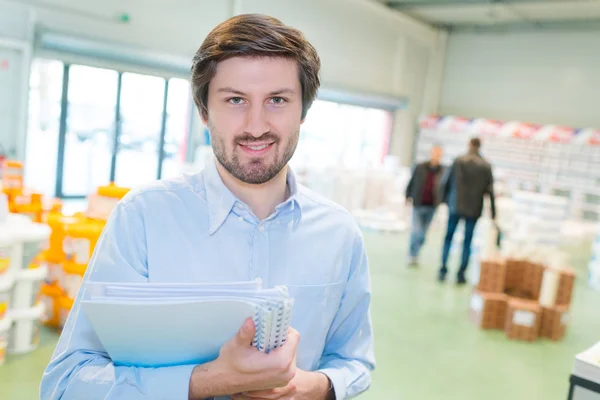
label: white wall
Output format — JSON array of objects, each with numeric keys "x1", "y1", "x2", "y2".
[
  {"x1": 440, "y1": 30, "x2": 600, "y2": 129},
  {"x1": 4, "y1": 0, "x2": 445, "y2": 165}
]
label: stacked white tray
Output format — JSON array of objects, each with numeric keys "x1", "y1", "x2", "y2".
[{"x1": 590, "y1": 228, "x2": 600, "y2": 291}]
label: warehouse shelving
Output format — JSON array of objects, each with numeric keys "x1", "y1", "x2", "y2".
[{"x1": 416, "y1": 121, "x2": 600, "y2": 222}]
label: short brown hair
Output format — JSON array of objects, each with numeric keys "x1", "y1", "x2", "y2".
[
  {"x1": 470, "y1": 137, "x2": 481, "y2": 150},
  {"x1": 191, "y1": 14, "x2": 321, "y2": 120}
]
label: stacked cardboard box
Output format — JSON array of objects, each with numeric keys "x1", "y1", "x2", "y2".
[
  {"x1": 556, "y1": 269, "x2": 575, "y2": 306},
  {"x1": 505, "y1": 258, "x2": 524, "y2": 292},
  {"x1": 540, "y1": 305, "x2": 569, "y2": 341},
  {"x1": 505, "y1": 298, "x2": 542, "y2": 342},
  {"x1": 469, "y1": 290, "x2": 508, "y2": 330},
  {"x1": 470, "y1": 254, "x2": 575, "y2": 342},
  {"x1": 522, "y1": 261, "x2": 545, "y2": 300},
  {"x1": 477, "y1": 259, "x2": 506, "y2": 293}
]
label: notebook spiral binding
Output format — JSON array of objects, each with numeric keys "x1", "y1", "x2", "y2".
[
  {"x1": 279, "y1": 298, "x2": 294, "y2": 346},
  {"x1": 254, "y1": 302, "x2": 274, "y2": 353},
  {"x1": 251, "y1": 288, "x2": 294, "y2": 353}
]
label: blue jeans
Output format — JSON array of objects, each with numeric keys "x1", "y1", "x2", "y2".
[
  {"x1": 409, "y1": 206, "x2": 436, "y2": 258},
  {"x1": 441, "y1": 213, "x2": 478, "y2": 276}
]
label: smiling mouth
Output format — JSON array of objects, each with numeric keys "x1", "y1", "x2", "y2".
[
  {"x1": 245, "y1": 144, "x2": 269, "y2": 151},
  {"x1": 238, "y1": 141, "x2": 275, "y2": 155}
]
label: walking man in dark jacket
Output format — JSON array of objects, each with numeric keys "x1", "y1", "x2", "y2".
[
  {"x1": 406, "y1": 145, "x2": 445, "y2": 266},
  {"x1": 440, "y1": 137, "x2": 496, "y2": 284}
]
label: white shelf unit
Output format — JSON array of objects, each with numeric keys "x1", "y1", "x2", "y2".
[{"x1": 416, "y1": 128, "x2": 600, "y2": 222}]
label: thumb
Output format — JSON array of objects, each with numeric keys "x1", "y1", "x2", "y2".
[{"x1": 236, "y1": 317, "x2": 256, "y2": 346}]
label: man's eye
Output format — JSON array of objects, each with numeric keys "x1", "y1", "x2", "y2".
[
  {"x1": 228, "y1": 97, "x2": 244, "y2": 105},
  {"x1": 270, "y1": 97, "x2": 286, "y2": 105}
]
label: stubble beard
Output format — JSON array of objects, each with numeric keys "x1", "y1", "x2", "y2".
[{"x1": 208, "y1": 121, "x2": 299, "y2": 185}]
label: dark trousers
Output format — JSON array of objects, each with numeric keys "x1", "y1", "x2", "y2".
[
  {"x1": 409, "y1": 206, "x2": 436, "y2": 259},
  {"x1": 441, "y1": 213, "x2": 478, "y2": 276}
]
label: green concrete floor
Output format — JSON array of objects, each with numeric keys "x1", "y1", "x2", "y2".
[{"x1": 1, "y1": 227, "x2": 599, "y2": 399}]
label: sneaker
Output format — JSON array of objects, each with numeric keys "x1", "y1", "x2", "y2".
[
  {"x1": 408, "y1": 257, "x2": 418, "y2": 267},
  {"x1": 456, "y1": 273, "x2": 467, "y2": 285},
  {"x1": 437, "y1": 269, "x2": 447, "y2": 282}
]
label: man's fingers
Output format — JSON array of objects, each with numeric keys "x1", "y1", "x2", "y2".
[
  {"x1": 285, "y1": 327, "x2": 300, "y2": 348},
  {"x1": 235, "y1": 317, "x2": 256, "y2": 346}
]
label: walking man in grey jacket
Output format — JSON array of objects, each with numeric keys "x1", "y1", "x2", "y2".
[
  {"x1": 406, "y1": 145, "x2": 445, "y2": 266},
  {"x1": 440, "y1": 138, "x2": 496, "y2": 284}
]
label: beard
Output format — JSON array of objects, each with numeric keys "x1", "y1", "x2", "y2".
[{"x1": 208, "y1": 122, "x2": 299, "y2": 185}]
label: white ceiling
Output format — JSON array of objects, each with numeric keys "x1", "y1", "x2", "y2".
[{"x1": 383, "y1": 0, "x2": 600, "y2": 29}]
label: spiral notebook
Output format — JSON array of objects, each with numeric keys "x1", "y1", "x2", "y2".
[{"x1": 81, "y1": 280, "x2": 295, "y2": 367}]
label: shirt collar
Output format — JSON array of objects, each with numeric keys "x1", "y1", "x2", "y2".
[{"x1": 203, "y1": 159, "x2": 302, "y2": 235}]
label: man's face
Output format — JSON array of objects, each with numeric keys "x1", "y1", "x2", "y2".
[
  {"x1": 203, "y1": 56, "x2": 304, "y2": 185},
  {"x1": 431, "y1": 146, "x2": 443, "y2": 164}
]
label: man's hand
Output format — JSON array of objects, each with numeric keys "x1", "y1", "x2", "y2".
[
  {"x1": 230, "y1": 369, "x2": 332, "y2": 400},
  {"x1": 188, "y1": 318, "x2": 300, "y2": 399}
]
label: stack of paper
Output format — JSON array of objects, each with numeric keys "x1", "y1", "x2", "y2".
[
  {"x1": 573, "y1": 342, "x2": 600, "y2": 384},
  {"x1": 81, "y1": 279, "x2": 294, "y2": 368}
]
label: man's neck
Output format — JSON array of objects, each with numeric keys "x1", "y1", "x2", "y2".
[{"x1": 215, "y1": 162, "x2": 289, "y2": 220}]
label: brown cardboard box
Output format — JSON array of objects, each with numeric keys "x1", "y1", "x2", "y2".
[
  {"x1": 477, "y1": 259, "x2": 507, "y2": 293},
  {"x1": 469, "y1": 290, "x2": 508, "y2": 330},
  {"x1": 556, "y1": 269, "x2": 575, "y2": 306},
  {"x1": 505, "y1": 259, "x2": 525, "y2": 292},
  {"x1": 522, "y1": 262, "x2": 545, "y2": 300},
  {"x1": 505, "y1": 298, "x2": 542, "y2": 342},
  {"x1": 541, "y1": 305, "x2": 569, "y2": 341}
]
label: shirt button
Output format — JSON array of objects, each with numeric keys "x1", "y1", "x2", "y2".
[{"x1": 257, "y1": 224, "x2": 264, "y2": 232}]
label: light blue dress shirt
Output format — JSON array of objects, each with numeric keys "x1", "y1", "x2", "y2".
[{"x1": 40, "y1": 160, "x2": 375, "y2": 400}]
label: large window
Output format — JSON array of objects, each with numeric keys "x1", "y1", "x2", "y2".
[
  {"x1": 24, "y1": 58, "x2": 193, "y2": 198},
  {"x1": 114, "y1": 72, "x2": 165, "y2": 188},
  {"x1": 162, "y1": 78, "x2": 192, "y2": 179},
  {"x1": 25, "y1": 58, "x2": 392, "y2": 198},
  {"x1": 63, "y1": 65, "x2": 118, "y2": 196},
  {"x1": 291, "y1": 100, "x2": 393, "y2": 170},
  {"x1": 24, "y1": 59, "x2": 63, "y2": 197}
]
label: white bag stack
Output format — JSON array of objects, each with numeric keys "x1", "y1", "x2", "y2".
[
  {"x1": 589, "y1": 226, "x2": 600, "y2": 291},
  {"x1": 511, "y1": 192, "x2": 568, "y2": 245}
]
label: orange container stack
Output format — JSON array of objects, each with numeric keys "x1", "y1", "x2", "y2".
[{"x1": 39, "y1": 182, "x2": 129, "y2": 331}]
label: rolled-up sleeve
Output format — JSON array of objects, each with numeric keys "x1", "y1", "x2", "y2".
[
  {"x1": 40, "y1": 198, "x2": 195, "y2": 400},
  {"x1": 318, "y1": 230, "x2": 376, "y2": 399}
]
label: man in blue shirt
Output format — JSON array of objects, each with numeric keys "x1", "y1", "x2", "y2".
[{"x1": 41, "y1": 13, "x2": 375, "y2": 400}]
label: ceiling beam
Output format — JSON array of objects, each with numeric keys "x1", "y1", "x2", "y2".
[
  {"x1": 449, "y1": 18, "x2": 600, "y2": 32},
  {"x1": 387, "y1": 0, "x2": 570, "y2": 8}
]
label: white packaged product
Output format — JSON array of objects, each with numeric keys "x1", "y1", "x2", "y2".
[
  {"x1": 45, "y1": 262, "x2": 64, "y2": 286},
  {"x1": 13, "y1": 222, "x2": 51, "y2": 270},
  {"x1": 11, "y1": 264, "x2": 47, "y2": 310},
  {"x1": 0, "y1": 227, "x2": 16, "y2": 277},
  {"x1": 0, "y1": 314, "x2": 11, "y2": 366},
  {"x1": 8, "y1": 302, "x2": 44, "y2": 354},
  {"x1": 0, "y1": 271, "x2": 14, "y2": 320}
]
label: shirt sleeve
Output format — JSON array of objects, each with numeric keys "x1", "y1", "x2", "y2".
[
  {"x1": 317, "y1": 229, "x2": 376, "y2": 399},
  {"x1": 40, "y1": 199, "x2": 196, "y2": 400}
]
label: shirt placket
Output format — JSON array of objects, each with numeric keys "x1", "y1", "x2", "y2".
[{"x1": 251, "y1": 220, "x2": 270, "y2": 286}]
